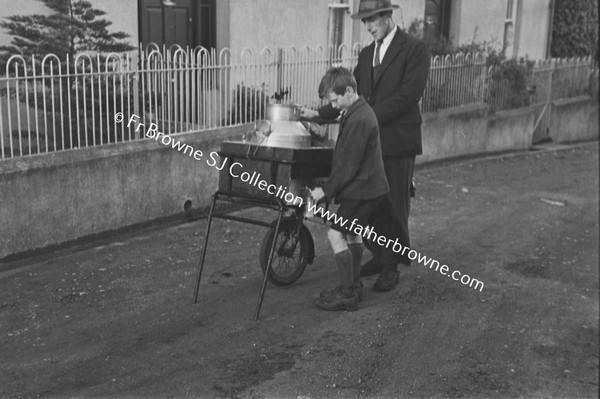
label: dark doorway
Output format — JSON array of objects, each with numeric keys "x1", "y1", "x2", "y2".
[
  {"x1": 138, "y1": 0, "x2": 216, "y2": 49},
  {"x1": 424, "y1": 0, "x2": 452, "y2": 40}
]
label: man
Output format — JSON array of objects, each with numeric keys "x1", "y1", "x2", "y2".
[
  {"x1": 310, "y1": 67, "x2": 393, "y2": 311},
  {"x1": 303, "y1": 0, "x2": 430, "y2": 291}
]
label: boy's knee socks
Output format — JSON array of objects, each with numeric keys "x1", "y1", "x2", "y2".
[
  {"x1": 334, "y1": 250, "x2": 354, "y2": 290},
  {"x1": 347, "y1": 243, "x2": 364, "y2": 283}
]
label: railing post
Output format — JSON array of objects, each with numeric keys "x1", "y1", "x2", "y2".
[
  {"x1": 132, "y1": 52, "x2": 140, "y2": 125},
  {"x1": 547, "y1": 59, "x2": 555, "y2": 136},
  {"x1": 276, "y1": 47, "x2": 283, "y2": 101}
]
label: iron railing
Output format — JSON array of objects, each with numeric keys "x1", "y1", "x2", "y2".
[
  {"x1": 0, "y1": 44, "x2": 360, "y2": 159},
  {"x1": 486, "y1": 55, "x2": 596, "y2": 113},
  {"x1": 421, "y1": 52, "x2": 487, "y2": 113},
  {"x1": 1, "y1": 44, "x2": 596, "y2": 160}
]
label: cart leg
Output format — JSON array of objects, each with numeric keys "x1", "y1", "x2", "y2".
[
  {"x1": 193, "y1": 193, "x2": 218, "y2": 303},
  {"x1": 254, "y1": 207, "x2": 284, "y2": 320}
]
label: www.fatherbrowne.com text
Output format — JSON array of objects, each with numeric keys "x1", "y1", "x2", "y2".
[{"x1": 115, "y1": 111, "x2": 484, "y2": 292}]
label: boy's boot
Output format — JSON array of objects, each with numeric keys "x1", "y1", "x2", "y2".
[
  {"x1": 320, "y1": 244, "x2": 364, "y2": 301},
  {"x1": 315, "y1": 250, "x2": 358, "y2": 311}
]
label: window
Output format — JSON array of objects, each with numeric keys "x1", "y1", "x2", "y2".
[
  {"x1": 503, "y1": 0, "x2": 517, "y2": 56},
  {"x1": 424, "y1": 0, "x2": 452, "y2": 40},
  {"x1": 328, "y1": 2, "x2": 350, "y2": 51}
]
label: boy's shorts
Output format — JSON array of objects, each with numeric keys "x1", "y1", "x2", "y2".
[
  {"x1": 328, "y1": 194, "x2": 409, "y2": 265},
  {"x1": 328, "y1": 195, "x2": 386, "y2": 236}
]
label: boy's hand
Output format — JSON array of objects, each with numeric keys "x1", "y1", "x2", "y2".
[
  {"x1": 300, "y1": 107, "x2": 319, "y2": 119},
  {"x1": 310, "y1": 187, "x2": 325, "y2": 202}
]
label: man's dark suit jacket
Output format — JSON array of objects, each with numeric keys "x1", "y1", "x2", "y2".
[
  {"x1": 322, "y1": 96, "x2": 389, "y2": 201},
  {"x1": 321, "y1": 28, "x2": 430, "y2": 157}
]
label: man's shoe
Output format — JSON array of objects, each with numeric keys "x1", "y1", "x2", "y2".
[
  {"x1": 372, "y1": 269, "x2": 399, "y2": 292},
  {"x1": 355, "y1": 279, "x2": 364, "y2": 301},
  {"x1": 320, "y1": 280, "x2": 364, "y2": 302},
  {"x1": 359, "y1": 258, "x2": 382, "y2": 277},
  {"x1": 319, "y1": 285, "x2": 341, "y2": 298},
  {"x1": 315, "y1": 288, "x2": 359, "y2": 311}
]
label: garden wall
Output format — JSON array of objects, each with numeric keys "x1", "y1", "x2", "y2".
[
  {"x1": 419, "y1": 104, "x2": 535, "y2": 164},
  {"x1": 1, "y1": 96, "x2": 598, "y2": 260},
  {"x1": 0, "y1": 126, "x2": 246, "y2": 260},
  {"x1": 550, "y1": 96, "x2": 600, "y2": 143}
]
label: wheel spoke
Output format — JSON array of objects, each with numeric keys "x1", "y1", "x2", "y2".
[{"x1": 259, "y1": 218, "x2": 310, "y2": 285}]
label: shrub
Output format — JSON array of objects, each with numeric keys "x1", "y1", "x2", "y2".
[
  {"x1": 408, "y1": 19, "x2": 533, "y2": 112},
  {"x1": 551, "y1": 0, "x2": 599, "y2": 62},
  {"x1": 224, "y1": 84, "x2": 268, "y2": 125},
  {"x1": 485, "y1": 56, "x2": 534, "y2": 113}
]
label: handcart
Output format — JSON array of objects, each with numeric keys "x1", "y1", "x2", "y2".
[{"x1": 192, "y1": 141, "x2": 332, "y2": 320}]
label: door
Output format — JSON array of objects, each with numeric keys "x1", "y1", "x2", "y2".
[
  {"x1": 138, "y1": 0, "x2": 216, "y2": 49},
  {"x1": 138, "y1": 0, "x2": 217, "y2": 131},
  {"x1": 424, "y1": 0, "x2": 452, "y2": 40}
]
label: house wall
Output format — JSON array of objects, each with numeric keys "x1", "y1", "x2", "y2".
[
  {"x1": 0, "y1": 1, "x2": 554, "y2": 60},
  {"x1": 227, "y1": 0, "x2": 330, "y2": 50},
  {"x1": 449, "y1": 0, "x2": 551, "y2": 59},
  {"x1": 517, "y1": 0, "x2": 552, "y2": 59},
  {"x1": 224, "y1": 0, "x2": 424, "y2": 51},
  {"x1": 451, "y1": 0, "x2": 506, "y2": 47},
  {"x1": 96, "y1": 0, "x2": 139, "y2": 46},
  {"x1": 216, "y1": 0, "x2": 231, "y2": 52}
]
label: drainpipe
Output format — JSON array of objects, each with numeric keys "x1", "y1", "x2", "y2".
[{"x1": 545, "y1": 0, "x2": 555, "y2": 58}]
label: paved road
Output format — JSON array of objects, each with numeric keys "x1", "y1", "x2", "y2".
[{"x1": 1, "y1": 142, "x2": 598, "y2": 398}]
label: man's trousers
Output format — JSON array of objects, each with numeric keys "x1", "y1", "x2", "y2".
[{"x1": 368, "y1": 156, "x2": 415, "y2": 266}]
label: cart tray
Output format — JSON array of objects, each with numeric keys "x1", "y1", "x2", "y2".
[{"x1": 217, "y1": 141, "x2": 332, "y2": 199}]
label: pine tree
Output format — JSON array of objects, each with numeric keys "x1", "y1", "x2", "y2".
[
  {"x1": 0, "y1": 0, "x2": 133, "y2": 68},
  {"x1": 0, "y1": 0, "x2": 135, "y2": 153}
]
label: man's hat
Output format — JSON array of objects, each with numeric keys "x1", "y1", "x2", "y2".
[{"x1": 351, "y1": 0, "x2": 400, "y2": 20}]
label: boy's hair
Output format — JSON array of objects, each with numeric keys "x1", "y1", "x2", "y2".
[{"x1": 319, "y1": 67, "x2": 357, "y2": 97}]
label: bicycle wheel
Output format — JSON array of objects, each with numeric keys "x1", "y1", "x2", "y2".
[{"x1": 259, "y1": 217, "x2": 311, "y2": 285}]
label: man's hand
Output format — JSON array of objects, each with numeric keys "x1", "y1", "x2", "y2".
[
  {"x1": 300, "y1": 107, "x2": 319, "y2": 119},
  {"x1": 301, "y1": 122, "x2": 327, "y2": 138},
  {"x1": 310, "y1": 187, "x2": 326, "y2": 202}
]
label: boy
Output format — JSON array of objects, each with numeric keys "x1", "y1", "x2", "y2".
[{"x1": 310, "y1": 67, "x2": 395, "y2": 311}]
